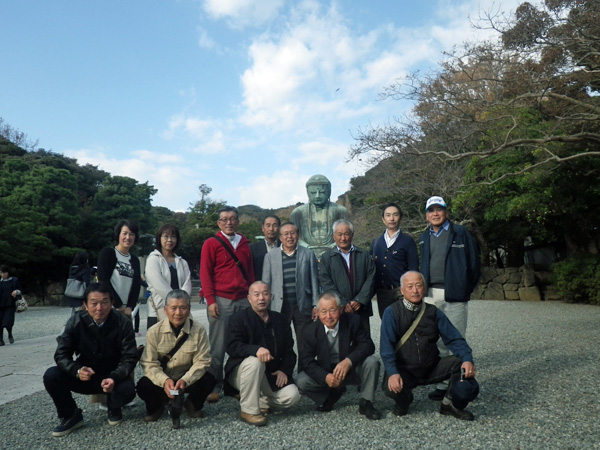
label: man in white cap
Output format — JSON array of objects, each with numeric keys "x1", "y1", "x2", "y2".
[{"x1": 418, "y1": 196, "x2": 480, "y2": 401}]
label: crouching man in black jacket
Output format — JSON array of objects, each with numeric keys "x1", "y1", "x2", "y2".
[
  {"x1": 224, "y1": 281, "x2": 300, "y2": 427},
  {"x1": 43, "y1": 283, "x2": 137, "y2": 437}
]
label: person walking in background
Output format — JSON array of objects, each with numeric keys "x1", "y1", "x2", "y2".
[
  {"x1": 65, "y1": 252, "x2": 91, "y2": 315},
  {"x1": 418, "y1": 196, "x2": 481, "y2": 401},
  {"x1": 145, "y1": 224, "x2": 192, "y2": 330},
  {"x1": 0, "y1": 265, "x2": 22, "y2": 345},
  {"x1": 370, "y1": 203, "x2": 418, "y2": 318},
  {"x1": 97, "y1": 220, "x2": 142, "y2": 319}
]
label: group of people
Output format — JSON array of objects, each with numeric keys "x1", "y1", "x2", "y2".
[{"x1": 42, "y1": 193, "x2": 482, "y2": 437}]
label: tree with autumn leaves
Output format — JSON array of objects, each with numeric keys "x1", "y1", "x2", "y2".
[{"x1": 349, "y1": 0, "x2": 600, "y2": 302}]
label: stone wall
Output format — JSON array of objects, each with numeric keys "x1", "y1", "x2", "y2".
[
  {"x1": 471, "y1": 265, "x2": 561, "y2": 301},
  {"x1": 23, "y1": 282, "x2": 67, "y2": 307}
]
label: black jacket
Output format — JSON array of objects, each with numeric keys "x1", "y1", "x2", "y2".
[
  {"x1": 54, "y1": 309, "x2": 137, "y2": 382},
  {"x1": 318, "y1": 246, "x2": 376, "y2": 317},
  {"x1": 0, "y1": 277, "x2": 20, "y2": 308},
  {"x1": 250, "y1": 239, "x2": 280, "y2": 282},
  {"x1": 300, "y1": 313, "x2": 374, "y2": 386},
  {"x1": 97, "y1": 246, "x2": 141, "y2": 309},
  {"x1": 225, "y1": 307, "x2": 296, "y2": 390}
]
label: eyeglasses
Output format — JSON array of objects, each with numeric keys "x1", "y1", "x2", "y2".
[
  {"x1": 218, "y1": 218, "x2": 238, "y2": 223},
  {"x1": 161, "y1": 234, "x2": 177, "y2": 240}
]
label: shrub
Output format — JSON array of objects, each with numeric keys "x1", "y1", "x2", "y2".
[{"x1": 551, "y1": 256, "x2": 600, "y2": 305}]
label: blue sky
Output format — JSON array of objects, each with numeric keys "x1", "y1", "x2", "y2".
[{"x1": 0, "y1": 0, "x2": 522, "y2": 211}]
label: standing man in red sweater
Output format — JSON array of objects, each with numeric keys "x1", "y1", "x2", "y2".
[{"x1": 200, "y1": 206, "x2": 255, "y2": 403}]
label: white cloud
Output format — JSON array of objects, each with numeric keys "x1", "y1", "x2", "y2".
[
  {"x1": 197, "y1": 26, "x2": 217, "y2": 50},
  {"x1": 202, "y1": 0, "x2": 284, "y2": 28},
  {"x1": 62, "y1": 148, "x2": 197, "y2": 211},
  {"x1": 234, "y1": 171, "x2": 311, "y2": 208},
  {"x1": 238, "y1": 2, "x2": 445, "y2": 131},
  {"x1": 162, "y1": 114, "x2": 227, "y2": 154}
]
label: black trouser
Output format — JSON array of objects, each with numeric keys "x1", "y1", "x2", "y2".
[
  {"x1": 281, "y1": 302, "x2": 313, "y2": 371},
  {"x1": 376, "y1": 287, "x2": 400, "y2": 319},
  {"x1": 147, "y1": 316, "x2": 158, "y2": 331},
  {"x1": 43, "y1": 366, "x2": 136, "y2": 418},
  {"x1": 136, "y1": 372, "x2": 216, "y2": 413},
  {"x1": 383, "y1": 356, "x2": 476, "y2": 409}
]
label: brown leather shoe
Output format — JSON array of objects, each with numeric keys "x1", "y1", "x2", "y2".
[
  {"x1": 184, "y1": 399, "x2": 206, "y2": 418},
  {"x1": 240, "y1": 412, "x2": 267, "y2": 426},
  {"x1": 207, "y1": 392, "x2": 220, "y2": 403},
  {"x1": 260, "y1": 408, "x2": 270, "y2": 415},
  {"x1": 143, "y1": 405, "x2": 164, "y2": 422}
]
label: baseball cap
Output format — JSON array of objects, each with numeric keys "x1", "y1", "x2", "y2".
[{"x1": 425, "y1": 196, "x2": 447, "y2": 211}]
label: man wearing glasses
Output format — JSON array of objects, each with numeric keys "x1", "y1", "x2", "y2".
[
  {"x1": 262, "y1": 222, "x2": 319, "y2": 368},
  {"x1": 199, "y1": 206, "x2": 255, "y2": 403}
]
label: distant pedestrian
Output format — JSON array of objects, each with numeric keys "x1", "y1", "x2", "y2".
[
  {"x1": 65, "y1": 252, "x2": 91, "y2": 315},
  {"x1": 0, "y1": 265, "x2": 22, "y2": 346}
]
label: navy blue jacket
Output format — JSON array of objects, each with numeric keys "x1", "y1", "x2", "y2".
[
  {"x1": 418, "y1": 221, "x2": 480, "y2": 302},
  {"x1": 370, "y1": 231, "x2": 419, "y2": 289}
]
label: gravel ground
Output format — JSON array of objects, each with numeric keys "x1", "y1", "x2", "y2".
[{"x1": 3, "y1": 300, "x2": 600, "y2": 450}]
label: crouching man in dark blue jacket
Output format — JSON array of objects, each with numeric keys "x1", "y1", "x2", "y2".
[
  {"x1": 380, "y1": 271, "x2": 479, "y2": 420},
  {"x1": 43, "y1": 283, "x2": 137, "y2": 437}
]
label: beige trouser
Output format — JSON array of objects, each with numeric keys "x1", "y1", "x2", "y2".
[
  {"x1": 425, "y1": 287, "x2": 469, "y2": 390},
  {"x1": 228, "y1": 356, "x2": 300, "y2": 415}
]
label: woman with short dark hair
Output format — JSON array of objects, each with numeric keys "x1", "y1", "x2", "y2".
[
  {"x1": 0, "y1": 265, "x2": 22, "y2": 345},
  {"x1": 144, "y1": 224, "x2": 191, "y2": 329},
  {"x1": 97, "y1": 220, "x2": 141, "y2": 318}
]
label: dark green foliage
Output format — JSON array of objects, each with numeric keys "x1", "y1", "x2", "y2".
[
  {"x1": 0, "y1": 127, "x2": 158, "y2": 293},
  {"x1": 552, "y1": 256, "x2": 600, "y2": 305}
]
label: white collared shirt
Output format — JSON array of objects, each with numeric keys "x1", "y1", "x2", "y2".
[
  {"x1": 337, "y1": 245, "x2": 355, "y2": 269},
  {"x1": 265, "y1": 239, "x2": 278, "y2": 253},
  {"x1": 323, "y1": 321, "x2": 340, "y2": 337},
  {"x1": 221, "y1": 231, "x2": 241, "y2": 249},
  {"x1": 384, "y1": 229, "x2": 401, "y2": 248},
  {"x1": 281, "y1": 246, "x2": 297, "y2": 257}
]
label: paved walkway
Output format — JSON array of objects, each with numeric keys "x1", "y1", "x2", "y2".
[{"x1": 0, "y1": 304, "x2": 209, "y2": 406}]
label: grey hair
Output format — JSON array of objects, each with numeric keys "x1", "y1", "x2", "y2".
[
  {"x1": 400, "y1": 271, "x2": 426, "y2": 288},
  {"x1": 318, "y1": 291, "x2": 342, "y2": 308},
  {"x1": 165, "y1": 289, "x2": 191, "y2": 306},
  {"x1": 332, "y1": 219, "x2": 354, "y2": 234}
]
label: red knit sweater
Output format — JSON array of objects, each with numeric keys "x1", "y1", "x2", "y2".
[{"x1": 199, "y1": 232, "x2": 255, "y2": 305}]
